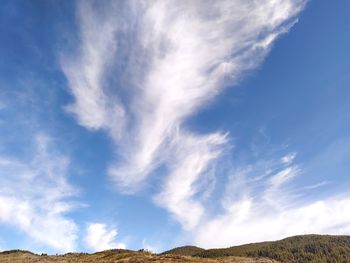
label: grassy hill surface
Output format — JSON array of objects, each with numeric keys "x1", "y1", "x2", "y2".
[
  {"x1": 0, "y1": 249, "x2": 277, "y2": 263},
  {"x1": 1, "y1": 235, "x2": 350, "y2": 262}
]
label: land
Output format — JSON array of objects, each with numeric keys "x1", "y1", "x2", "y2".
[
  {"x1": 0, "y1": 250, "x2": 278, "y2": 263},
  {"x1": 1, "y1": 234, "x2": 350, "y2": 263}
]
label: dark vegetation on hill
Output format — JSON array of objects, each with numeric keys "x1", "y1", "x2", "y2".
[
  {"x1": 0, "y1": 249, "x2": 35, "y2": 254},
  {"x1": 164, "y1": 235, "x2": 350, "y2": 263},
  {"x1": 161, "y1": 245, "x2": 204, "y2": 256}
]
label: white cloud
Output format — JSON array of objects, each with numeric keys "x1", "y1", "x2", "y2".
[
  {"x1": 194, "y1": 195, "x2": 350, "y2": 248},
  {"x1": 84, "y1": 223, "x2": 125, "y2": 252},
  {"x1": 193, "y1": 153, "x2": 350, "y2": 248},
  {"x1": 141, "y1": 239, "x2": 160, "y2": 254},
  {"x1": 62, "y1": 0, "x2": 306, "y2": 185},
  {"x1": 60, "y1": 0, "x2": 350, "y2": 251},
  {"x1": 61, "y1": 1, "x2": 124, "y2": 131},
  {"x1": 221, "y1": 153, "x2": 300, "y2": 213},
  {"x1": 62, "y1": 0, "x2": 306, "y2": 230},
  {"x1": 110, "y1": 0, "x2": 306, "y2": 190},
  {"x1": 0, "y1": 134, "x2": 78, "y2": 252},
  {"x1": 264, "y1": 166, "x2": 300, "y2": 208},
  {"x1": 269, "y1": 166, "x2": 299, "y2": 188},
  {"x1": 154, "y1": 131, "x2": 227, "y2": 230},
  {"x1": 54, "y1": 0, "x2": 350, "y2": 250},
  {"x1": 281, "y1": 152, "x2": 297, "y2": 164}
]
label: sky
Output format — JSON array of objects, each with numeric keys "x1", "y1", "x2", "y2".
[{"x1": 0, "y1": 0, "x2": 350, "y2": 254}]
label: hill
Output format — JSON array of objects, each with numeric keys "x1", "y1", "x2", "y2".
[
  {"x1": 2, "y1": 234, "x2": 350, "y2": 262},
  {"x1": 0, "y1": 249, "x2": 277, "y2": 263},
  {"x1": 168, "y1": 235, "x2": 350, "y2": 263},
  {"x1": 161, "y1": 245, "x2": 204, "y2": 256}
]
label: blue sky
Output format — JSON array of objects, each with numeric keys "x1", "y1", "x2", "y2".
[{"x1": 0, "y1": 0, "x2": 350, "y2": 254}]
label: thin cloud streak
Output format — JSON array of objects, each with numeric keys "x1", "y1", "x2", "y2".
[
  {"x1": 195, "y1": 195, "x2": 350, "y2": 248},
  {"x1": 154, "y1": 131, "x2": 228, "y2": 230},
  {"x1": 194, "y1": 155, "x2": 350, "y2": 248},
  {"x1": 61, "y1": 1, "x2": 124, "y2": 131}
]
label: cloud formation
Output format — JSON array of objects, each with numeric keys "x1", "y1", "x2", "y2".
[
  {"x1": 194, "y1": 153, "x2": 350, "y2": 247},
  {"x1": 195, "y1": 192, "x2": 350, "y2": 248},
  {"x1": 62, "y1": 0, "x2": 307, "y2": 231},
  {"x1": 154, "y1": 131, "x2": 228, "y2": 229},
  {"x1": 84, "y1": 223, "x2": 125, "y2": 252},
  {"x1": 0, "y1": 135, "x2": 77, "y2": 252},
  {"x1": 194, "y1": 196, "x2": 350, "y2": 248}
]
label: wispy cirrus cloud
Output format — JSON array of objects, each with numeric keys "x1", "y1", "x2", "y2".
[
  {"x1": 0, "y1": 134, "x2": 78, "y2": 252},
  {"x1": 154, "y1": 131, "x2": 228, "y2": 229},
  {"x1": 62, "y1": 0, "x2": 307, "y2": 231},
  {"x1": 194, "y1": 153, "x2": 350, "y2": 248},
  {"x1": 61, "y1": 1, "x2": 124, "y2": 131},
  {"x1": 195, "y1": 194, "x2": 350, "y2": 248}
]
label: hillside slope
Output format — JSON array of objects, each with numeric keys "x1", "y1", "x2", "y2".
[
  {"x1": 2, "y1": 234, "x2": 350, "y2": 262},
  {"x1": 192, "y1": 235, "x2": 350, "y2": 262},
  {"x1": 161, "y1": 245, "x2": 205, "y2": 256},
  {"x1": 0, "y1": 249, "x2": 277, "y2": 263}
]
